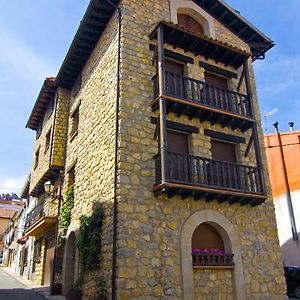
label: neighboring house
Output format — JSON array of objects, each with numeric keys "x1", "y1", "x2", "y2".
[
  {"x1": 22, "y1": 0, "x2": 287, "y2": 299},
  {"x1": 0, "y1": 196, "x2": 23, "y2": 262},
  {"x1": 265, "y1": 128, "x2": 300, "y2": 266}
]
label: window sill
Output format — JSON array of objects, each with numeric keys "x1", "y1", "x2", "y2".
[{"x1": 193, "y1": 265, "x2": 234, "y2": 269}]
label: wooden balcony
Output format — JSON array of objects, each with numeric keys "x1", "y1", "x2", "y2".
[
  {"x1": 152, "y1": 72, "x2": 254, "y2": 132},
  {"x1": 25, "y1": 201, "x2": 57, "y2": 236},
  {"x1": 154, "y1": 151, "x2": 266, "y2": 206}
]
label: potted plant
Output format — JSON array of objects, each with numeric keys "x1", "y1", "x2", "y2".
[
  {"x1": 51, "y1": 282, "x2": 62, "y2": 295},
  {"x1": 66, "y1": 279, "x2": 82, "y2": 300}
]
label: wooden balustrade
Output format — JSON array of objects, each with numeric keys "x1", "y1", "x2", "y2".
[
  {"x1": 155, "y1": 151, "x2": 264, "y2": 195},
  {"x1": 192, "y1": 253, "x2": 234, "y2": 267},
  {"x1": 152, "y1": 71, "x2": 252, "y2": 118}
]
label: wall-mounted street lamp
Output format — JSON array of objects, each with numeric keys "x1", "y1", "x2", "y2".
[{"x1": 44, "y1": 181, "x2": 53, "y2": 195}]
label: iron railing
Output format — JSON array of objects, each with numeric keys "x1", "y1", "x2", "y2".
[{"x1": 25, "y1": 201, "x2": 45, "y2": 231}]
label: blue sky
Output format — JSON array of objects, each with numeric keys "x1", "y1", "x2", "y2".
[{"x1": 0, "y1": 1, "x2": 299, "y2": 194}]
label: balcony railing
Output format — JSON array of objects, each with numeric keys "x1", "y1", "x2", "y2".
[
  {"x1": 155, "y1": 151, "x2": 264, "y2": 195},
  {"x1": 153, "y1": 71, "x2": 252, "y2": 118},
  {"x1": 25, "y1": 201, "x2": 45, "y2": 231},
  {"x1": 192, "y1": 253, "x2": 234, "y2": 267}
]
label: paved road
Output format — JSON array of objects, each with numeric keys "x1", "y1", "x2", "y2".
[{"x1": 0, "y1": 268, "x2": 45, "y2": 300}]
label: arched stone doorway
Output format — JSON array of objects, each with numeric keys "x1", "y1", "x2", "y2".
[
  {"x1": 63, "y1": 231, "x2": 77, "y2": 294},
  {"x1": 180, "y1": 210, "x2": 246, "y2": 300}
]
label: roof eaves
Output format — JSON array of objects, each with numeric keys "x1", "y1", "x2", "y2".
[
  {"x1": 26, "y1": 77, "x2": 56, "y2": 130},
  {"x1": 55, "y1": 0, "x2": 120, "y2": 89}
]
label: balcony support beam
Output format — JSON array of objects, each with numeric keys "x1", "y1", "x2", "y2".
[
  {"x1": 243, "y1": 58, "x2": 266, "y2": 194},
  {"x1": 157, "y1": 26, "x2": 168, "y2": 183}
]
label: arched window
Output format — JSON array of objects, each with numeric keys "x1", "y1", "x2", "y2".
[
  {"x1": 177, "y1": 14, "x2": 204, "y2": 35},
  {"x1": 192, "y1": 223, "x2": 224, "y2": 251}
]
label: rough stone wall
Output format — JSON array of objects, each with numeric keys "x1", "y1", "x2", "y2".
[
  {"x1": 29, "y1": 89, "x2": 68, "y2": 194},
  {"x1": 116, "y1": 0, "x2": 286, "y2": 299},
  {"x1": 193, "y1": 268, "x2": 234, "y2": 299},
  {"x1": 63, "y1": 12, "x2": 119, "y2": 299},
  {"x1": 29, "y1": 109, "x2": 54, "y2": 194}
]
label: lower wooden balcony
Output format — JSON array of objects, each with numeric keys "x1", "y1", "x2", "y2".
[
  {"x1": 153, "y1": 151, "x2": 266, "y2": 206},
  {"x1": 192, "y1": 251, "x2": 234, "y2": 268},
  {"x1": 152, "y1": 72, "x2": 254, "y2": 132},
  {"x1": 25, "y1": 201, "x2": 57, "y2": 237}
]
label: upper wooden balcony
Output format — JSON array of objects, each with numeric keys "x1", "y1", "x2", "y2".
[
  {"x1": 154, "y1": 151, "x2": 266, "y2": 206},
  {"x1": 152, "y1": 71, "x2": 254, "y2": 132},
  {"x1": 24, "y1": 199, "x2": 57, "y2": 237}
]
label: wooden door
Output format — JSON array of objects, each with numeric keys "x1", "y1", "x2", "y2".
[
  {"x1": 44, "y1": 237, "x2": 55, "y2": 286},
  {"x1": 167, "y1": 131, "x2": 189, "y2": 182},
  {"x1": 211, "y1": 139, "x2": 236, "y2": 163},
  {"x1": 205, "y1": 72, "x2": 228, "y2": 89},
  {"x1": 167, "y1": 130, "x2": 189, "y2": 154},
  {"x1": 205, "y1": 72, "x2": 229, "y2": 109},
  {"x1": 165, "y1": 60, "x2": 185, "y2": 98}
]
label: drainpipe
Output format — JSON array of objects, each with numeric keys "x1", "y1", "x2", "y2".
[
  {"x1": 157, "y1": 26, "x2": 168, "y2": 183},
  {"x1": 273, "y1": 122, "x2": 298, "y2": 241},
  {"x1": 50, "y1": 170, "x2": 64, "y2": 294},
  {"x1": 102, "y1": 1, "x2": 122, "y2": 299}
]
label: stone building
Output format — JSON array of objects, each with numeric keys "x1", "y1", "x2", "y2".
[
  {"x1": 24, "y1": 77, "x2": 68, "y2": 286},
  {"x1": 24, "y1": 0, "x2": 287, "y2": 299}
]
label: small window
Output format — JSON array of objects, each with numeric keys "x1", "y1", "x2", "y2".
[
  {"x1": 177, "y1": 14, "x2": 204, "y2": 35},
  {"x1": 45, "y1": 129, "x2": 51, "y2": 152},
  {"x1": 70, "y1": 107, "x2": 79, "y2": 139},
  {"x1": 36, "y1": 120, "x2": 43, "y2": 139},
  {"x1": 68, "y1": 166, "x2": 75, "y2": 187},
  {"x1": 34, "y1": 148, "x2": 40, "y2": 169},
  {"x1": 72, "y1": 73, "x2": 82, "y2": 98},
  {"x1": 48, "y1": 97, "x2": 55, "y2": 117}
]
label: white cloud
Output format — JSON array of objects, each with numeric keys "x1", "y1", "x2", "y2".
[
  {"x1": 0, "y1": 174, "x2": 27, "y2": 195},
  {"x1": 0, "y1": 25, "x2": 56, "y2": 82},
  {"x1": 255, "y1": 54, "x2": 300, "y2": 98}
]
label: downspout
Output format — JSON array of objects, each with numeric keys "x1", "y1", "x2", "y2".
[
  {"x1": 102, "y1": 1, "x2": 122, "y2": 299},
  {"x1": 273, "y1": 122, "x2": 298, "y2": 241}
]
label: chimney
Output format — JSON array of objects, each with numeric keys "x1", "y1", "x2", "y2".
[
  {"x1": 273, "y1": 122, "x2": 279, "y2": 133},
  {"x1": 289, "y1": 122, "x2": 294, "y2": 132}
]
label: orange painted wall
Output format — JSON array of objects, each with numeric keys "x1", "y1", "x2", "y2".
[{"x1": 264, "y1": 131, "x2": 300, "y2": 198}]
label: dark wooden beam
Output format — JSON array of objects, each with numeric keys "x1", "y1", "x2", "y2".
[
  {"x1": 199, "y1": 61, "x2": 237, "y2": 78},
  {"x1": 204, "y1": 129, "x2": 245, "y2": 143},
  {"x1": 245, "y1": 133, "x2": 254, "y2": 157},
  {"x1": 149, "y1": 44, "x2": 194, "y2": 64},
  {"x1": 150, "y1": 117, "x2": 199, "y2": 134}
]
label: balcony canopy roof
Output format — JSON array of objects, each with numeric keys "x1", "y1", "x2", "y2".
[
  {"x1": 193, "y1": 0, "x2": 274, "y2": 60},
  {"x1": 26, "y1": 77, "x2": 56, "y2": 130},
  {"x1": 55, "y1": 0, "x2": 120, "y2": 88},
  {"x1": 149, "y1": 22, "x2": 250, "y2": 69}
]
